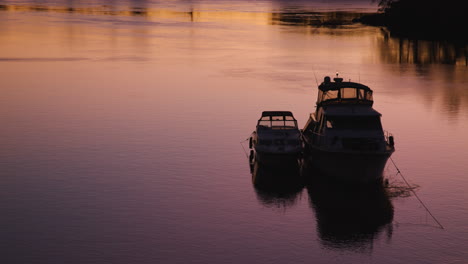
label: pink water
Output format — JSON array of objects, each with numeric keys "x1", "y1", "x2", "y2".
[{"x1": 1, "y1": 1, "x2": 468, "y2": 263}]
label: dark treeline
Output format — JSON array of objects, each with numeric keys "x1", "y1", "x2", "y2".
[{"x1": 358, "y1": 0, "x2": 467, "y2": 41}]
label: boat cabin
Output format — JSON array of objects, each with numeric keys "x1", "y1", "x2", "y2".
[
  {"x1": 317, "y1": 76, "x2": 373, "y2": 107},
  {"x1": 317, "y1": 106, "x2": 383, "y2": 132},
  {"x1": 257, "y1": 111, "x2": 298, "y2": 130}
]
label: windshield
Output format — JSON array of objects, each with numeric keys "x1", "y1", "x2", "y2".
[
  {"x1": 258, "y1": 115, "x2": 298, "y2": 129},
  {"x1": 318, "y1": 88, "x2": 373, "y2": 104}
]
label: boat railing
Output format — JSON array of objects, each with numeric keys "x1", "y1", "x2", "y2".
[
  {"x1": 308, "y1": 131, "x2": 395, "y2": 150},
  {"x1": 384, "y1": 131, "x2": 395, "y2": 147}
]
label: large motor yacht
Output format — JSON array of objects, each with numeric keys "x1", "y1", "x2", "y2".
[{"x1": 302, "y1": 75, "x2": 395, "y2": 183}]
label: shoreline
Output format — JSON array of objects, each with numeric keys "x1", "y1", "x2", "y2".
[{"x1": 355, "y1": 1, "x2": 467, "y2": 42}]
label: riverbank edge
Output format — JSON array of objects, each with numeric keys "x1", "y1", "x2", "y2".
[{"x1": 354, "y1": 12, "x2": 467, "y2": 42}]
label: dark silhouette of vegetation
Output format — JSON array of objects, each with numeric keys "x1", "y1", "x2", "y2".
[{"x1": 358, "y1": 0, "x2": 467, "y2": 41}]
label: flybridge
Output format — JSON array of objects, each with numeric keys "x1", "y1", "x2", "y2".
[
  {"x1": 257, "y1": 111, "x2": 298, "y2": 130},
  {"x1": 317, "y1": 76, "x2": 374, "y2": 106}
]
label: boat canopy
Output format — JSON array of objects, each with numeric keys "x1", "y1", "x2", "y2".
[
  {"x1": 317, "y1": 76, "x2": 373, "y2": 106},
  {"x1": 257, "y1": 111, "x2": 298, "y2": 129}
]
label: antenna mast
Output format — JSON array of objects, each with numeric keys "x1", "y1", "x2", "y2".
[{"x1": 313, "y1": 71, "x2": 319, "y2": 86}]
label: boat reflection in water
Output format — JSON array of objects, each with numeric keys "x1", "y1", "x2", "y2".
[
  {"x1": 306, "y1": 176, "x2": 394, "y2": 252},
  {"x1": 251, "y1": 155, "x2": 394, "y2": 248},
  {"x1": 251, "y1": 160, "x2": 304, "y2": 209}
]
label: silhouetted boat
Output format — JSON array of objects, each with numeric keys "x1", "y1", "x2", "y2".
[
  {"x1": 302, "y1": 75, "x2": 395, "y2": 183},
  {"x1": 249, "y1": 111, "x2": 303, "y2": 164}
]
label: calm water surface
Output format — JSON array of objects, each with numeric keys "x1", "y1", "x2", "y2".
[{"x1": 1, "y1": 1, "x2": 468, "y2": 263}]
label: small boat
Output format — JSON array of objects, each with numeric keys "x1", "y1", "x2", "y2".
[
  {"x1": 302, "y1": 75, "x2": 395, "y2": 183},
  {"x1": 249, "y1": 111, "x2": 303, "y2": 164}
]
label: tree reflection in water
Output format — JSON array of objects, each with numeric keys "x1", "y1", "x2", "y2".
[{"x1": 378, "y1": 30, "x2": 468, "y2": 66}]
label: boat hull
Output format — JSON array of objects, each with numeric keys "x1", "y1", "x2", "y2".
[
  {"x1": 253, "y1": 150, "x2": 301, "y2": 166},
  {"x1": 304, "y1": 146, "x2": 392, "y2": 184}
]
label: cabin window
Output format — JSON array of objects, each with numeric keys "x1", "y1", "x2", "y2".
[
  {"x1": 285, "y1": 120, "x2": 297, "y2": 128},
  {"x1": 323, "y1": 90, "x2": 339, "y2": 100},
  {"x1": 271, "y1": 116, "x2": 283, "y2": 128},
  {"x1": 272, "y1": 120, "x2": 284, "y2": 127},
  {"x1": 258, "y1": 120, "x2": 271, "y2": 127},
  {"x1": 259, "y1": 116, "x2": 271, "y2": 127},
  {"x1": 259, "y1": 115, "x2": 297, "y2": 129},
  {"x1": 341, "y1": 88, "x2": 356, "y2": 99},
  {"x1": 317, "y1": 90, "x2": 324, "y2": 103},
  {"x1": 358, "y1": 89, "x2": 365, "y2": 99},
  {"x1": 326, "y1": 116, "x2": 382, "y2": 130},
  {"x1": 366, "y1": 91, "x2": 373, "y2": 101}
]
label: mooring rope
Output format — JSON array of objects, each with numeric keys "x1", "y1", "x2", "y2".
[
  {"x1": 389, "y1": 157, "x2": 444, "y2": 229},
  {"x1": 240, "y1": 134, "x2": 252, "y2": 159}
]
